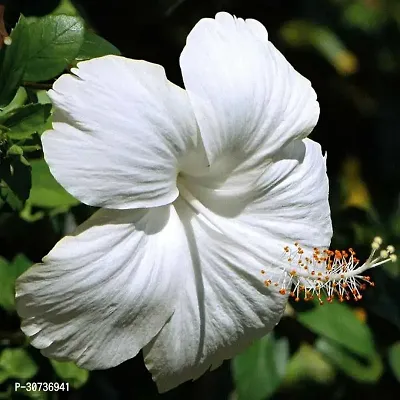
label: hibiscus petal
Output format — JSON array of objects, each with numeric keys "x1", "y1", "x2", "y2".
[
  {"x1": 182, "y1": 138, "x2": 332, "y2": 249},
  {"x1": 143, "y1": 197, "x2": 288, "y2": 393},
  {"x1": 241, "y1": 138, "x2": 332, "y2": 247},
  {"x1": 144, "y1": 139, "x2": 331, "y2": 392},
  {"x1": 180, "y1": 12, "x2": 319, "y2": 171},
  {"x1": 15, "y1": 205, "x2": 190, "y2": 369},
  {"x1": 44, "y1": 55, "x2": 199, "y2": 209}
]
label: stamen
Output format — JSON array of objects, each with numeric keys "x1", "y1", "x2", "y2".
[
  {"x1": 176, "y1": 185, "x2": 395, "y2": 306},
  {"x1": 261, "y1": 236, "x2": 396, "y2": 304}
]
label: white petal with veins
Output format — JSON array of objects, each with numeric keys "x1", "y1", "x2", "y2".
[
  {"x1": 144, "y1": 197, "x2": 288, "y2": 392},
  {"x1": 44, "y1": 56, "x2": 200, "y2": 210},
  {"x1": 16, "y1": 206, "x2": 189, "y2": 369},
  {"x1": 180, "y1": 12, "x2": 319, "y2": 178},
  {"x1": 144, "y1": 139, "x2": 331, "y2": 392}
]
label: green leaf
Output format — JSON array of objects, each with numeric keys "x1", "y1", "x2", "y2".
[
  {"x1": 388, "y1": 342, "x2": 400, "y2": 382},
  {"x1": 0, "y1": 88, "x2": 28, "y2": 121},
  {"x1": 343, "y1": 3, "x2": 386, "y2": 32},
  {"x1": 0, "y1": 184, "x2": 24, "y2": 210},
  {"x1": 76, "y1": 30, "x2": 121, "y2": 61},
  {"x1": 233, "y1": 334, "x2": 289, "y2": 400},
  {"x1": 0, "y1": 155, "x2": 32, "y2": 210},
  {"x1": 284, "y1": 343, "x2": 335, "y2": 385},
  {"x1": 316, "y1": 338, "x2": 383, "y2": 383},
  {"x1": 50, "y1": 360, "x2": 89, "y2": 389},
  {"x1": 23, "y1": 15, "x2": 85, "y2": 82},
  {"x1": 0, "y1": 16, "x2": 29, "y2": 106},
  {"x1": 29, "y1": 159, "x2": 79, "y2": 208},
  {"x1": 3, "y1": 103, "x2": 52, "y2": 139},
  {"x1": 7, "y1": 144, "x2": 24, "y2": 156},
  {"x1": 0, "y1": 349, "x2": 38, "y2": 384},
  {"x1": 297, "y1": 301, "x2": 375, "y2": 357},
  {"x1": 20, "y1": 201, "x2": 46, "y2": 222},
  {"x1": 1, "y1": 14, "x2": 84, "y2": 104},
  {"x1": 52, "y1": 0, "x2": 80, "y2": 16},
  {"x1": 0, "y1": 254, "x2": 32, "y2": 311},
  {"x1": 36, "y1": 90, "x2": 52, "y2": 105}
]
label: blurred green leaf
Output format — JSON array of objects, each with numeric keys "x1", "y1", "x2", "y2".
[
  {"x1": 388, "y1": 342, "x2": 400, "y2": 382},
  {"x1": 233, "y1": 333, "x2": 289, "y2": 400},
  {"x1": 316, "y1": 338, "x2": 383, "y2": 383},
  {"x1": 0, "y1": 349, "x2": 38, "y2": 384},
  {"x1": 3, "y1": 103, "x2": 52, "y2": 139},
  {"x1": 284, "y1": 343, "x2": 335, "y2": 385},
  {"x1": 23, "y1": 15, "x2": 85, "y2": 82},
  {"x1": 297, "y1": 301, "x2": 375, "y2": 357},
  {"x1": 29, "y1": 159, "x2": 79, "y2": 208},
  {"x1": 340, "y1": 157, "x2": 374, "y2": 214},
  {"x1": 76, "y1": 30, "x2": 121, "y2": 61},
  {"x1": 0, "y1": 254, "x2": 31, "y2": 311},
  {"x1": 52, "y1": 0, "x2": 80, "y2": 16},
  {"x1": 280, "y1": 20, "x2": 312, "y2": 47},
  {"x1": 281, "y1": 20, "x2": 358, "y2": 76},
  {"x1": 50, "y1": 360, "x2": 89, "y2": 389},
  {"x1": 342, "y1": 2, "x2": 386, "y2": 32},
  {"x1": 23, "y1": 390, "x2": 48, "y2": 400}
]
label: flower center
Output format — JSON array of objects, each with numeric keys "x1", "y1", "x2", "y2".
[{"x1": 262, "y1": 237, "x2": 397, "y2": 304}]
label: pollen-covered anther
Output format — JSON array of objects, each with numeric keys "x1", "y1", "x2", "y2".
[{"x1": 262, "y1": 239, "x2": 397, "y2": 304}]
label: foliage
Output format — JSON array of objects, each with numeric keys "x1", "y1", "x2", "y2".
[
  {"x1": 0, "y1": 0, "x2": 399, "y2": 399},
  {"x1": 0, "y1": 2, "x2": 119, "y2": 399}
]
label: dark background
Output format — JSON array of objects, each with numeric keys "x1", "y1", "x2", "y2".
[{"x1": 1, "y1": 0, "x2": 400, "y2": 399}]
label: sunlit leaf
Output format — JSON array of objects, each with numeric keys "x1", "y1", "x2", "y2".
[
  {"x1": 7, "y1": 144, "x2": 24, "y2": 156},
  {"x1": 52, "y1": 0, "x2": 79, "y2": 16},
  {"x1": 233, "y1": 333, "x2": 289, "y2": 400},
  {"x1": 20, "y1": 201, "x2": 46, "y2": 222},
  {"x1": 29, "y1": 159, "x2": 79, "y2": 208},
  {"x1": 284, "y1": 343, "x2": 335, "y2": 385},
  {"x1": 35, "y1": 90, "x2": 52, "y2": 105},
  {"x1": 297, "y1": 301, "x2": 375, "y2": 357},
  {"x1": 316, "y1": 338, "x2": 383, "y2": 383},
  {"x1": 0, "y1": 349, "x2": 38, "y2": 384},
  {"x1": 0, "y1": 254, "x2": 31, "y2": 311},
  {"x1": 3, "y1": 103, "x2": 52, "y2": 139},
  {"x1": 280, "y1": 20, "x2": 358, "y2": 76},
  {"x1": 0, "y1": 88, "x2": 28, "y2": 122},
  {"x1": 50, "y1": 360, "x2": 89, "y2": 389}
]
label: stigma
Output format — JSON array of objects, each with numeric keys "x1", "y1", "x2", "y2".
[{"x1": 261, "y1": 237, "x2": 397, "y2": 305}]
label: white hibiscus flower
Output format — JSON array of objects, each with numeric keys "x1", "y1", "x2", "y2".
[{"x1": 16, "y1": 12, "x2": 333, "y2": 392}]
